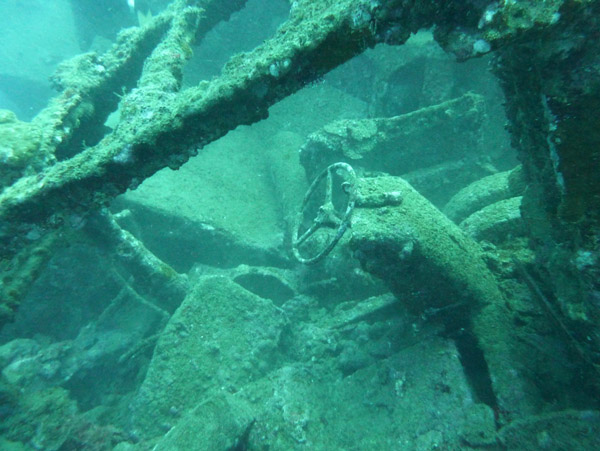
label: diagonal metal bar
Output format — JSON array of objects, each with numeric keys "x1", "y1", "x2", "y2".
[{"x1": 0, "y1": 0, "x2": 412, "y2": 246}]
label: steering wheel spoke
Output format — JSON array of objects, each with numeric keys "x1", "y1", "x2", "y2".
[
  {"x1": 324, "y1": 167, "x2": 334, "y2": 203},
  {"x1": 296, "y1": 221, "x2": 320, "y2": 246}
]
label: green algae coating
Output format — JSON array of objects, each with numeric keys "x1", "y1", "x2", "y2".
[
  {"x1": 0, "y1": 111, "x2": 42, "y2": 187},
  {"x1": 349, "y1": 175, "x2": 540, "y2": 420},
  {"x1": 350, "y1": 175, "x2": 503, "y2": 313},
  {"x1": 131, "y1": 276, "x2": 286, "y2": 438}
]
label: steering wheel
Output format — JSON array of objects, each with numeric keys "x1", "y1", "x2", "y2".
[{"x1": 293, "y1": 162, "x2": 357, "y2": 264}]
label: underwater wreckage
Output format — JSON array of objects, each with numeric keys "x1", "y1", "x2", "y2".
[{"x1": 1, "y1": 0, "x2": 600, "y2": 447}]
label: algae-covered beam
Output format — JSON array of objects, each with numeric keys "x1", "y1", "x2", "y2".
[
  {"x1": 32, "y1": 0, "x2": 247, "y2": 164},
  {"x1": 0, "y1": 0, "x2": 248, "y2": 186},
  {"x1": 0, "y1": 0, "x2": 417, "y2": 253},
  {"x1": 0, "y1": 1, "x2": 241, "y2": 248}
]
